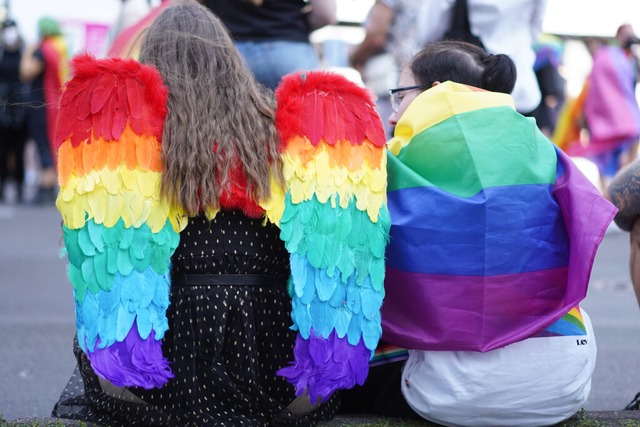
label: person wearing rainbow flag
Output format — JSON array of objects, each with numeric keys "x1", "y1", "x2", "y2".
[
  {"x1": 375, "y1": 40, "x2": 616, "y2": 426},
  {"x1": 554, "y1": 24, "x2": 640, "y2": 191},
  {"x1": 19, "y1": 16, "x2": 67, "y2": 204}
]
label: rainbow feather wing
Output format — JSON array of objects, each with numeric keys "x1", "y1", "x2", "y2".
[
  {"x1": 56, "y1": 54, "x2": 185, "y2": 389},
  {"x1": 270, "y1": 72, "x2": 389, "y2": 402}
]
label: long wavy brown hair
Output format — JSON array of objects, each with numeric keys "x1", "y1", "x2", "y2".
[{"x1": 138, "y1": 0, "x2": 283, "y2": 216}]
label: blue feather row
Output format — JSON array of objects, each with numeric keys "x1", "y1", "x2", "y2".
[
  {"x1": 63, "y1": 218, "x2": 178, "y2": 353},
  {"x1": 279, "y1": 193, "x2": 389, "y2": 288},
  {"x1": 76, "y1": 268, "x2": 171, "y2": 353},
  {"x1": 63, "y1": 218, "x2": 179, "y2": 303},
  {"x1": 289, "y1": 253, "x2": 383, "y2": 352}
]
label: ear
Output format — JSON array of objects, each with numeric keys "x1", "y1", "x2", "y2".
[{"x1": 431, "y1": 81, "x2": 441, "y2": 87}]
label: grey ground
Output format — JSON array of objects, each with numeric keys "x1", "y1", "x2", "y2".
[{"x1": 0, "y1": 202, "x2": 639, "y2": 424}]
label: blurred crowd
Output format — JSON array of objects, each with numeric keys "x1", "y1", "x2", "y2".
[
  {"x1": 2, "y1": 0, "x2": 639, "y2": 424},
  {"x1": 0, "y1": 14, "x2": 67, "y2": 205},
  {"x1": 1, "y1": 0, "x2": 639, "y2": 205}
]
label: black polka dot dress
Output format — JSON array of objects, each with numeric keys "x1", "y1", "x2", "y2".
[{"x1": 53, "y1": 210, "x2": 339, "y2": 426}]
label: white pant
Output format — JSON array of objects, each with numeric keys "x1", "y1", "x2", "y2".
[{"x1": 402, "y1": 309, "x2": 596, "y2": 427}]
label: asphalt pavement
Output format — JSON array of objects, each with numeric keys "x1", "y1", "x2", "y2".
[{"x1": 0, "y1": 203, "x2": 638, "y2": 421}]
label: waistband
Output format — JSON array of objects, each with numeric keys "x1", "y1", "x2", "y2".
[{"x1": 171, "y1": 273, "x2": 289, "y2": 287}]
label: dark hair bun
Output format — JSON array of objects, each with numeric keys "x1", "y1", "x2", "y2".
[{"x1": 481, "y1": 53, "x2": 516, "y2": 94}]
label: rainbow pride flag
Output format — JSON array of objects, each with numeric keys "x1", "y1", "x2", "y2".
[
  {"x1": 55, "y1": 54, "x2": 185, "y2": 388},
  {"x1": 382, "y1": 81, "x2": 616, "y2": 352},
  {"x1": 532, "y1": 306, "x2": 587, "y2": 338},
  {"x1": 556, "y1": 45, "x2": 640, "y2": 158},
  {"x1": 268, "y1": 72, "x2": 389, "y2": 402},
  {"x1": 551, "y1": 82, "x2": 586, "y2": 153},
  {"x1": 370, "y1": 341, "x2": 408, "y2": 367}
]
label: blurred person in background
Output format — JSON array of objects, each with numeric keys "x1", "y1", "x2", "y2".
[
  {"x1": 105, "y1": 0, "x2": 151, "y2": 54},
  {"x1": 348, "y1": 0, "x2": 426, "y2": 138},
  {"x1": 574, "y1": 24, "x2": 640, "y2": 189},
  {"x1": 19, "y1": 16, "x2": 67, "y2": 205},
  {"x1": 531, "y1": 34, "x2": 566, "y2": 138},
  {"x1": 551, "y1": 37, "x2": 606, "y2": 184},
  {"x1": 107, "y1": 0, "x2": 171, "y2": 58},
  {"x1": 203, "y1": 0, "x2": 336, "y2": 90},
  {"x1": 419, "y1": 0, "x2": 547, "y2": 116},
  {"x1": 0, "y1": 18, "x2": 29, "y2": 203}
]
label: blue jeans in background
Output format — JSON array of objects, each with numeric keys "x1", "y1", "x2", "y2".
[{"x1": 235, "y1": 41, "x2": 319, "y2": 90}]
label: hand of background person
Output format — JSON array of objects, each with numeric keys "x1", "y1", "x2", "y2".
[{"x1": 348, "y1": 1, "x2": 393, "y2": 71}]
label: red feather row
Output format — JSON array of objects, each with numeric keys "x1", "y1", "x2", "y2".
[
  {"x1": 275, "y1": 71, "x2": 386, "y2": 148},
  {"x1": 56, "y1": 54, "x2": 168, "y2": 148}
]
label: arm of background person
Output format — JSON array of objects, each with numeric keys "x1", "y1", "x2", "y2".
[
  {"x1": 630, "y1": 218, "x2": 640, "y2": 307},
  {"x1": 607, "y1": 158, "x2": 640, "y2": 232},
  {"x1": 348, "y1": 0, "x2": 393, "y2": 73},
  {"x1": 19, "y1": 44, "x2": 43, "y2": 83},
  {"x1": 609, "y1": 159, "x2": 640, "y2": 307},
  {"x1": 306, "y1": 0, "x2": 337, "y2": 31}
]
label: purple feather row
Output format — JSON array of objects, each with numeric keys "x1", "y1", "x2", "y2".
[
  {"x1": 277, "y1": 329, "x2": 371, "y2": 403},
  {"x1": 85, "y1": 319, "x2": 173, "y2": 389}
]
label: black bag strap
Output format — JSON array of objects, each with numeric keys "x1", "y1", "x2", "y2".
[{"x1": 443, "y1": 0, "x2": 485, "y2": 49}]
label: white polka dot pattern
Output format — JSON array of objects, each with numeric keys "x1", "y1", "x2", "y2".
[{"x1": 52, "y1": 211, "x2": 340, "y2": 425}]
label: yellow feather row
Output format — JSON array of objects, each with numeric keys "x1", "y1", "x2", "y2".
[
  {"x1": 57, "y1": 166, "x2": 186, "y2": 233},
  {"x1": 281, "y1": 149, "x2": 387, "y2": 222},
  {"x1": 260, "y1": 174, "x2": 287, "y2": 225}
]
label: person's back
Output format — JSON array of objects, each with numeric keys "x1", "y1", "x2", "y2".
[
  {"x1": 418, "y1": 0, "x2": 547, "y2": 114},
  {"x1": 379, "y1": 41, "x2": 615, "y2": 426},
  {"x1": 204, "y1": 0, "x2": 336, "y2": 89},
  {"x1": 52, "y1": 3, "x2": 338, "y2": 424},
  {"x1": 205, "y1": 0, "x2": 312, "y2": 42},
  {"x1": 52, "y1": 2, "x2": 388, "y2": 425}
]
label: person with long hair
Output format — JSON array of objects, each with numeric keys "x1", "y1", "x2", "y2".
[{"x1": 51, "y1": 1, "x2": 388, "y2": 425}]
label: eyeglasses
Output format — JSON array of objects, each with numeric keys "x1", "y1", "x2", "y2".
[{"x1": 388, "y1": 85, "x2": 425, "y2": 113}]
